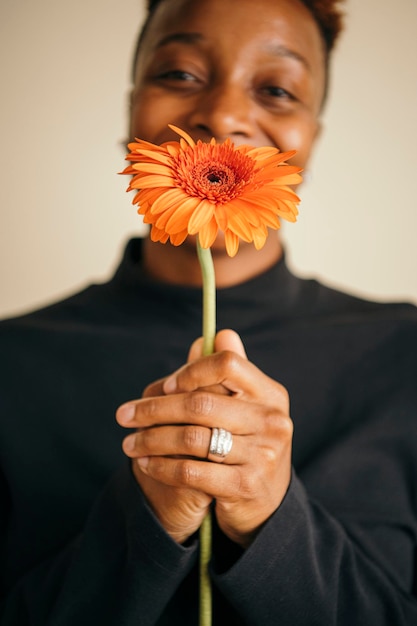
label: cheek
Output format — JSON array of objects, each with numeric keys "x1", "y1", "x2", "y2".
[
  {"x1": 130, "y1": 102, "x2": 154, "y2": 141},
  {"x1": 273, "y1": 118, "x2": 318, "y2": 170},
  {"x1": 130, "y1": 94, "x2": 168, "y2": 143},
  {"x1": 130, "y1": 91, "x2": 192, "y2": 144}
]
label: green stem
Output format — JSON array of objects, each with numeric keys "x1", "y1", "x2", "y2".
[
  {"x1": 196, "y1": 238, "x2": 216, "y2": 357},
  {"x1": 196, "y1": 236, "x2": 216, "y2": 626},
  {"x1": 199, "y1": 514, "x2": 212, "y2": 626}
]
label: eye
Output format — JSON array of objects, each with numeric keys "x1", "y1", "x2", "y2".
[
  {"x1": 256, "y1": 83, "x2": 298, "y2": 112},
  {"x1": 262, "y1": 86, "x2": 294, "y2": 100},
  {"x1": 157, "y1": 69, "x2": 198, "y2": 83}
]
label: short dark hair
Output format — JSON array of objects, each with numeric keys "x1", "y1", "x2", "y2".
[
  {"x1": 143, "y1": 0, "x2": 345, "y2": 53},
  {"x1": 131, "y1": 0, "x2": 346, "y2": 105}
]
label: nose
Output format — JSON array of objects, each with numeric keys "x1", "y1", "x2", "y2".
[{"x1": 187, "y1": 83, "x2": 255, "y2": 143}]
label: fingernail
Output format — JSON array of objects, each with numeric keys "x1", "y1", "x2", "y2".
[
  {"x1": 117, "y1": 403, "x2": 135, "y2": 424},
  {"x1": 163, "y1": 375, "x2": 177, "y2": 394},
  {"x1": 123, "y1": 434, "x2": 136, "y2": 452},
  {"x1": 138, "y1": 456, "x2": 149, "y2": 470}
]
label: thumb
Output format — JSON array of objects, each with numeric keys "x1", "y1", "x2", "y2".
[
  {"x1": 187, "y1": 336, "x2": 204, "y2": 363},
  {"x1": 214, "y1": 329, "x2": 247, "y2": 359},
  {"x1": 187, "y1": 329, "x2": 247, "y2": 363}
]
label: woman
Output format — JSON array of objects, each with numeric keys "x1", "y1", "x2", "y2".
[{"x1": 1, "y1": 0, "x2": 416, "y2": 624}]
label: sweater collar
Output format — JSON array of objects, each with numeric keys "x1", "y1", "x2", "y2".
[{"x1": 110, "y1": 238, "x2": 304, "y2": 325}]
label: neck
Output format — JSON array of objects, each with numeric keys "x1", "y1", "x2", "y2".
[{"x1": 142, "y1": 233, "x2": 283, "y2": 288}]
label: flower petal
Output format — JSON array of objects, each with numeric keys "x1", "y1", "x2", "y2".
[
  {"x1": 252, "y1": 226, "x2": 269, "y2": 250},
  {"x1": 188, "y1": 200, "x2": 215, "y2": 234},
  {"x1": 130, "y1": 174, "x2": 175, "y2": 189},
  {"x1": 122, "y1": 125, "x2": 302, "y2": 257},
  {"x1": 259, "y1": 185, "x2": 300, "y2": 202},
  {"x1": 131, "y1": 149, "x2": 172, "y2": 165},
  {"x1": 165, "y1": 196, "x2": 201, "y2": 232},
  {"x1": 149, "y1": 188, "x2": 187, "y2": 215},
  {"x1": 244, "y1": 146, "x2": 279, "y2": 159},
  {"x1": 132, "y1": 163, "x2": 173, "y2": 175},
  {"x1": 150, "y1": 225, "x2": 170, "y2": 243},
  {"x1": 232, "y1": 199, "x2": 279, "y2": 228},
  {"x1": 155, "y1": 205, "x2": 183, "y2": 230},
  {"x1": 168, "y1": 125, "x2": 196, "y2": 147},
  {"x1": 226, "y1": 210, "x2": 256, "y2": 242},
  {"x1": 170, "y1": 230, "x2": 189, "y2": 246},
  {"x1": 165, "y1": 142, "x2": 181, "y2": 157},
  {"x1": 198, "y1": 217, "x2": 219, "y2": 248},
  {"x1": 214, "y1": 204, "x2": 228, "y2": 231},
  {"x1": 224, "y1": 230, "x2": 240, "y2": 257}
]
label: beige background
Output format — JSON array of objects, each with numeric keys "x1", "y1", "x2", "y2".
[{"x1": 1, "y1": 0, "x2": 416, "y2": 319}]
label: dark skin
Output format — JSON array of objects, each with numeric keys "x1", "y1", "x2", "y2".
[
  {"x1": 116, "y1": 0, "x2": 326, "y2": 547},
  {"x1": 118, "y1": 331, "x2": 292, "y2": 546}
]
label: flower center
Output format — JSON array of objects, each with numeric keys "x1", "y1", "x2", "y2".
[
  {"x1": 207, "y1": 172, "x2": 222, "y2": 184},
  {"x1": 173, "y1": 143, "x2": 255, "y2": 204}
]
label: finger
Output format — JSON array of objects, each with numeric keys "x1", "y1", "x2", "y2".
[
  {"x1": 142, "y1": 377, "x2": 166, "y2": 398},
  {"x1": 214, "y1": 329, "x2": 247, "y2": 359},
  {"x1": 136, "y1": 455, "x2": 244, "y2": 499},
  {"x1": 134, "y1": 433, "x2": 292, "y2": 502},
  {"x1": 187, "y1": 337, "x2": 204, "y2": 363},
  {"x1": 187, "y1": 336, "x2": 232, "y2": 397},
  {"x1": 117, "y1": 391, "x2": 263, "y2": 433},
  {"x1": 187, "y1": 329, "x2": 247, "y2": 363},
  {"x1": 122, "y1": 425, "x2": 242, "y2": 465},
  {"x1": 143, "y1": 331, "x2": 247, "y2": 400},
  {"x1": 163, "y1": 349, "x2": 287, "y2": 406}
]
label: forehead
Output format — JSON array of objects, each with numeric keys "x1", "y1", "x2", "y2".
[{"x1": 139, "y1": 0, "x2": 325, "y2": 73}]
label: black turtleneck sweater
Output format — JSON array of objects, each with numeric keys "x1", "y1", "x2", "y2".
[{"x1": 1, "y1": 238, "x2": 417, "y2": 625}]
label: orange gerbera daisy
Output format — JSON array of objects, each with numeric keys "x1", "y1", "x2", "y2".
[{"x1": 122, "y1": 125, "x2": 302, "y2": 257}]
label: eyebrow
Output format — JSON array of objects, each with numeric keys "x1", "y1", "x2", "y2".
[
  {"x1": 155, "y1": 32, "x2": 204, "y2": 49},
  {"x1": 266, "y1": 43, "x2": 311, "y2": 72},
  {"x1": 153, "y1": 33, "x2": 311, "y2": 72}
]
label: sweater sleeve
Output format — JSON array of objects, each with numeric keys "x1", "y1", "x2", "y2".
[
  {"x1": 208, "y1": 310, "x2": 417, "y2": 624},
  {"x1": 210, "y1": 472, "x2": 417, "y2": 625},
  {"x1": 0, "y1": 464, "x2": 198, "y2": 626}
]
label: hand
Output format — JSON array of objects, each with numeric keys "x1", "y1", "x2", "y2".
[
  {"x1": 116, "y1": 334, "x2": 231, "y2": 544},
  {"x1": 116, "y1": 329, "x2": 293, "y2": 547}
]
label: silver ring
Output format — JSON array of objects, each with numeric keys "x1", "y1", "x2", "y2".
[{"x1": 209, "y1": 427, "x2": 233, "y2": 459}]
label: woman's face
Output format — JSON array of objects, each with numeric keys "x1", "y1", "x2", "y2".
[{"x1": 130, "y1": 0, "x2": 326, "y2": 171}]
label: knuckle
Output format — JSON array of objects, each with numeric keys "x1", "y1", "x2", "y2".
[
  {"x1": 183, "y1": 425, "x2": 206, "y2": 452},
  {"x1": 238, "y1": 471, "x2": 257, "y2": 498},
  {"x1": 217, "y1": 349, "x2": 241, "y2": 374},
  {"x1": 185, "y1": 391, "x2": 214, "y2": 417},
  {"x1": 263, "y1": 406, "x2": 281, "y2": 432},
  {"x1": 175, "y1": 460, "x2": 200, "y2": 485},
  {"x1": 279, "y1": 414, "x2": 294, "y2": 442},
  {"x1": 264, "y1": 405, "x2": 293, "y2": 440},
  {"x1": 277, "y1": 383, "x2": 290, "y2": 409},
  {"x1": 141, "y1": 428, "x2": 154, "y2": 452},
  {"x1": 262, "y1": 445, "x2": 280, "y2": 465},
  {"x1": 149, "y1": 457, "x2": 164, "y2": 479},
  {"x1": 277, "y1": 416, "x2": 294, "y2": 445},
  {"x1": 270, "y1": 382, "x2": 289, "y2": 410},
  {"x1": 144, "y1": 397, "x2": 159, "y2": 419},
  {"x1": 258, "y1": 411, "x2": 293, "y2": 462}
]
